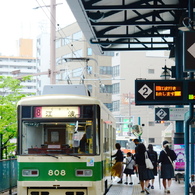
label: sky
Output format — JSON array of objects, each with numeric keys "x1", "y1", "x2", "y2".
[{"x1": 0, "y1": 0, "x2": 76, "y2": 56}]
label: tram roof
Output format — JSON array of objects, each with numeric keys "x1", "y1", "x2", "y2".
[
  {"x1": 66, "y1": 0, "x2": 195, "y2": 55},
  {"x1": 17, "y1": 94, "x2": 102, "y2": 106}
]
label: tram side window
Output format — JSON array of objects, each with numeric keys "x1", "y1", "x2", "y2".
[
  {"x1": 96, "y1": 119, "x2": 100, "y2": 155},
  {"x1": 103, "y1": 123, "x2": 109, "y2": 152}
]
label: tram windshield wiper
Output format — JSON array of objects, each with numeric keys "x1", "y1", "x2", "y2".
[
  {"x1": 45, "y1": 153, "x2": 58, "y2": 159},
  {"x1": 65, "y1": 153, "x2": 81, "y2": 159}
]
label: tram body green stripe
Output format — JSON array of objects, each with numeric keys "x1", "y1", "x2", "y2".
[{"x1": 18, "y1": 161, "x2": 103, "y2": 181}]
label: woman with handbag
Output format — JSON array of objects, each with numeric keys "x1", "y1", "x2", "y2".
[
  {"x1": 147, "y1": 144, "x2": 158, "y2": 189},
  {"x1": 158, "y1": 140, "x2": 177, "y2": 194},
  {"x1": 111, "y1": 143, "x2": 124, "y2": 183},
  {"x1": 134, "y1": 143, "x2": 154, "y2": 194}
]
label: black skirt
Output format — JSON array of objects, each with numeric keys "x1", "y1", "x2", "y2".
[
  {"x1": 138, "y1": 165, "x2": 154, "y2": 181},
  {"x1": 123, "y1": 168, "x2": 134, "y2": 175},
  {"x1": 160, "y1": 164, "x2": 174, "y2": 179}
]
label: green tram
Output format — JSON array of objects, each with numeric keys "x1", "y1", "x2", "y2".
[{"x1": 17, "y1": 85, "x2": 116, "y2": 195}]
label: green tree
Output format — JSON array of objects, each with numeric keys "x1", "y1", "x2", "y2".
[{"x1": 0, "y1": 76, "x2": 32, "y2": 159}]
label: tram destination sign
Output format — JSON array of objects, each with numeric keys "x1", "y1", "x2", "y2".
[
  {"x1": 135, "y1": 80, "x2": 186, "y2": 105},
  {"x1": 34, "y1": 106, "x2": 80, "y2": 118}
]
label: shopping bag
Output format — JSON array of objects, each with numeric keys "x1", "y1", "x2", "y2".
[{"x1": 145, "y1": 152, "x2": 154, "y2": 169}]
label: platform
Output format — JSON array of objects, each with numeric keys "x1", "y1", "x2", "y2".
[{"x1": 107, "y1": 174, "x2": 184, "y2": 195}]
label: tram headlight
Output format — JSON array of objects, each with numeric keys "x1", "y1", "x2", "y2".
[
  {"x1": 75, "y1": 169, "x2": 93, "y2": 177},
  {"x1": 22, "y1": 169, "x2": 39, "y2": 177}
]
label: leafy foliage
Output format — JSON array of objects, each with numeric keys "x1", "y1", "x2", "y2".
[{"x1": 0, "y1": 76, "x2": 33, "y2": 159}]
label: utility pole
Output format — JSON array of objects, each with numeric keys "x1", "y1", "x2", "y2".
[
  {"x1": 33, "y1": 0, "x2": 58, "y2": 84},
  {"x1": 50, "y1": 0, "x2": 56, "y2": 84}
]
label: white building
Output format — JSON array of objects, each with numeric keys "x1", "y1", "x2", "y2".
[
  {"x1": 36, "y1": 33, "x2": 50, "y2": 95},
  {"x1": 0, "y1": 39, "x2": 37, "y2": 94},
  {"x1": 55, "y1": 22, "x2": 113, "y2": 108},
  {"x1": 111, "y1": 51, "x2": 175, "y2": 146}
]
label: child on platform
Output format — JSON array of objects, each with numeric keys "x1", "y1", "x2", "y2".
[{"x1": 123, "y1": 152, "x2": 135, "y2": 185}]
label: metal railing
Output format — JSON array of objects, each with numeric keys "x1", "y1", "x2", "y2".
[{"x1": 0, "y1": 158, "x2": 17, "y2": 193}]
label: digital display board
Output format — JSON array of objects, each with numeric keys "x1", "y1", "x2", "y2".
[
  {"x1": 135, "y1": 79, "x2": 195, "y2": 105},
  {"x1": 135, "y1": 80, "x2": 184, "y2": 105},
  {"x1": 34, "y1": 106, "x2": 80, "y2": 118},
  {"x1": 155, "y1": 85, "x2": 182, "y2": 99}
]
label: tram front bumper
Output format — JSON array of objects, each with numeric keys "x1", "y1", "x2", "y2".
[{"x1": 19, "y1": 180, "x2": 93, "y2": 187}]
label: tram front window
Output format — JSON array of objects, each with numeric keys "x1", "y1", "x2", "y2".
[{"x1": 21, "y1": 120, "x2": 95, "y2": 155}]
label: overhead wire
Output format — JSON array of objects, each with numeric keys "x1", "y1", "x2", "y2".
[
  {"x1": 35, "y1": 0, "x2": 94, "y2": 84},
  {"x1": 35, "y1": 0, "x2": 86, "y2": 58}
]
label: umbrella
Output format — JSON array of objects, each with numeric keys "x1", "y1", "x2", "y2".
[{"x1": 158, "y1": 167, "x2": 161, "y2": 189}]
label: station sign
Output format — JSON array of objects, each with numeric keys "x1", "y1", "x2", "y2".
[
  {"x1": 155, "y1": 107, "x2": 188, "y2": 121},
  {"x1": 135, "y1": 80, "x2": 184, "y2": 105},
  {"x1": 135, "y1": 79, "x2": 195, "y2": 105}
]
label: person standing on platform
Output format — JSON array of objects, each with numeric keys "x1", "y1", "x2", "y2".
[
  {"x1": 133, "y1": 138, "x2": 140, "y2": 154},
  {"x1": 111, "y1": 143, "x2": 124, "y2": 184},
  {"x1": 134, "y1": 143, "x2": 154, "y2": 194},
  {"x1": 133, "y1": 139, "x2": 141, "y2": 179},
  {"x1": 158, "y1": 140, "x2": 177, "y2": 194},
  {"x1": 147, "y1": 144, "x2": 158, "y2": 189},
  {"x1": 123, "y1": 152, "x2": 135, "y2": 185}
]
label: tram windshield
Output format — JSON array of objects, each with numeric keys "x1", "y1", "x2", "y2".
[{"x1": 20, "y1": 120, "x2": 99, "y2": 155}]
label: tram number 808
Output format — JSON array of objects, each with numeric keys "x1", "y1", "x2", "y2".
[{"x1": 48, "y1": 170, "x2": 66, "y2": 176}]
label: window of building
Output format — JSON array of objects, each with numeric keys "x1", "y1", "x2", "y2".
[
  {"x1": 72, "y1": 31, "x2": 82, "y2": 41},
  {"x1": 87, "y1": 48, "x2": 93, "y2": 56},
  {"x1": 148, "y1": 69, "x2": 155, "y2": 74},
  {"x1": 104, "y1": 103, "x2": 112, "y2": 111},
  {"x1": 99, "y1": 66, "x2": 112, "y2": 75},
  {"x1": 112, "y1": 65, "x2": 120, "y2": 77},
  {"x1": 148, "y1": 121, "x2": 155, "y2": 126},
  {"x1": 112, "y1": 100, "x2": 120, "y2": 111},
  {"x1": 99, "y1": 85, "x2": 112, "y2": 93},
  {"x1": 148, "y1": 138, "x2": 155, "y2": 143},
  {"x1": 62, "y1": 36, "x2": 71, "y2": 46},
  {"x1": 55, "y1": 39, "x2": 61, "y2": 48},
  {"x1": 112, "y1": 83, "x2": 120, "y2": 94}
]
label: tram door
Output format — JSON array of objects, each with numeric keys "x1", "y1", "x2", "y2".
[{"x1": 47, "y1": 129, "x2": 65, "y2": 147}]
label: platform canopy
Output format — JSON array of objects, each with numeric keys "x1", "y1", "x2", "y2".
[{"x1": 66, "y1": 0, "x2": 194, "y2": 55}]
